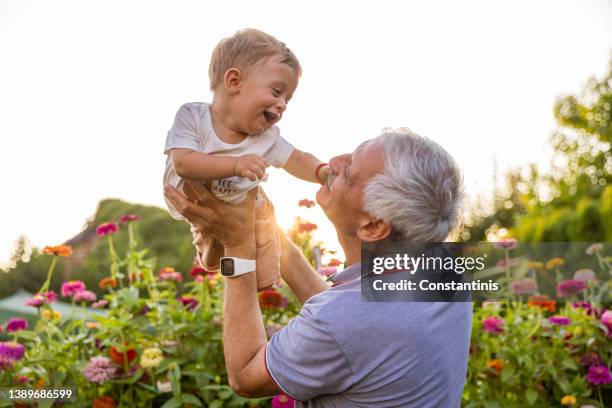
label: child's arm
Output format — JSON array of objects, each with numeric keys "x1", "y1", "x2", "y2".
[
  {"x1": 283, "y1": 149, "x2": 330, "y2": 184},
  {"x1": 172, "y1": 149, "x2": 269, "y2": 182}
]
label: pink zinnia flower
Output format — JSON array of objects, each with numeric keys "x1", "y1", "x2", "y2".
[
  {"x1": 586, "y1": 365, "x2": 611, "y2": 385},
  {"x1": 0, "y1": 356, "x2": 13, "y2": 370},
  {"x1": 16, "y1": 375, "x2": 29, "y2": 383},
  {"x1": 158, "y1": 267, "x2": 183, "y2": 282},
  {"x1": 74, "y1": 290, "x2": 97, "y2": 303},
  {"x1": 298, "y1": 199, "x2": 315, "y2": 208},
  {"x1": 494, "y1": 238, "x2": 518, "y2": 250},
  {"x1": 178, "y1": 296, "x2": 199, "y2": 311},
  {"x1": 84, "y1": 356, "x2": 119, "y2": 384},
  {"x1": 271, "y1": 393, "x2": 295, "y2": 408},
  {"x1": 0, "y1": 342, "x2": 26, "y2": 361},
  {"x1": 318, "y1": 266, "x2": 337, "y2": 277},
  {"x1": 573, "y1": 269, "x2": 597, "y2": 282},
  {"x1": 61, "y1": 280, "x2": 86, "y2": 297},
  {"x1": 92, "y1": 300, "x2": 109, "y2": 309},
  {"x1": 580, "y1": 353, "x2": 604, "y2": 368},
  {"x1": 6, "y1": 318, "x2": 28, "y2": 332},
  {"x1": 25, "y1": 291, "x2": 57, "y2": 307},
  {"x1": 572, "y1": 302, "x2": 601, "y2": 317},
  {"x1": 510, "y1": 278, "x2": 537, "y2": 295},
  {"x1": 556, "y1": 280, "x2": 587, "y2": 297},
  {"x1": 482, "y1": 317, "x2": 504, "y2": 334},
  {"x1": 189, "y1": 266, "x2": 216, "y2": 279},
  {"x1": 601, "y1": 310, "x2": 612, "y2": 337},
  {"x1": 298, "y1": 222, "x2": 317, "y2": 233},
  {"x1": 96, "y1": 222, "x2": 118, "y2": 237},
  {"x1": 119, "y1": 214, "x2": 140, "y2": 224},
  {"x1": 548, "y1": 315, "x2": 571, "y2": 326}
]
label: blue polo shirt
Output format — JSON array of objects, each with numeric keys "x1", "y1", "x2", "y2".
[{"x1": 265, "y1": 263, "x2": 472, "y2": 407}]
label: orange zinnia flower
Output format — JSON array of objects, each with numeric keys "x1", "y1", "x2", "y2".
[
  {"x1": 93, "y1": 396, "x2": 116, "y2": 408},
  {"x1": 486, "y1": 359, "x2": 504, "y2": 373},
  {"x1": 109, "y1": 345, "x2": 137, "y2": 365},
  {"x1": 99, "y1": 277, "x2": 118, "y2": 290},
  {"x1": 328, "y1": 258, "x2": 342, "y2": 267},
  {"x1": 528, "y1": 295, "x2": 556, "y2": 312},
  {"x1": 43, "y1": 245, "x2": 73, "y2": 257}
]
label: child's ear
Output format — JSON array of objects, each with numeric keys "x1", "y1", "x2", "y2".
[
  {"x1": 223, "y1": 68, "x2": 242, "y2": 94},
  {"x1": 356, "y1": 216, "x2": 392, "y2": 242}
]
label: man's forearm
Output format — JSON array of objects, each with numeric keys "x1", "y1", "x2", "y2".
[
  {"x1": 280, "y1": 239, "x2": 329, "y2": 304},
  {"x1": 222, "y1": 246, "x2": 270, "y2": 394}
]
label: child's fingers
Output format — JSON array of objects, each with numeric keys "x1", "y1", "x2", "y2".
[{"x1": 244, "y1": 170, "x2": 257, "y2": 181}]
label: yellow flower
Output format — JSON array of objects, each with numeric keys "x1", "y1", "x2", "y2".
[
  {"x1": 140, "y1": 347, "x2": 163, "y2": 368},
  {"x1": 560, "y1": 395, "x2": 576, "y2": 405},
  {"x1": 85, "y1": 322, "x2": 101, "y2": 329},
  {"x1": 41, "y1": 309, "x2": 62, "y2": 321},
  {"x1": 527, "y1": 261, "x2": 544, "y2": 270},
  {"x1": 545, "y1": 257, "x2": 565, "y2": 270}
]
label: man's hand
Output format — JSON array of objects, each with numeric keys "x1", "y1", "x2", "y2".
[
  {"x1": 235, "y1": 154, "x2": 269, "y2": 181},
  {"x1": 164, "y1": 181, "x2": 256, "y2": 258}
]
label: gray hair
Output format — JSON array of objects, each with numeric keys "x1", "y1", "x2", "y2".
[{"x1": 363, "y1": 128, "x2": 464, "y2": 241}]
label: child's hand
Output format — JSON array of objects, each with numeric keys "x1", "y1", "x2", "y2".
[
  {"x1": 234, "y1": 154, "x2": 269, "y2": 181},
  {"x1": 317, "y1": 164, "x2": 331, "y2": 184}
]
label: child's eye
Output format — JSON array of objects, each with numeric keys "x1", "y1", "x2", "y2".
[{"x1": 272, "y1": 88, "x2": 281, "y2": 97}]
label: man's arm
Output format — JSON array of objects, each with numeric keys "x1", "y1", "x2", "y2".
[
  {"x1": 163, "y1": 184, "x2": 279, "y2": 397},
  {"x1": 278, "y1": 230, "x2": 329, "y2": 304},
  {"x1": 171, "y1": 149, "x2": 268, "y2": 182},
  {"x1": 283, "y1": 149, "x2": 330, "y2": 184},
  {"x1": 221, "y1": 243, "x2": 281, "y2": 397}
]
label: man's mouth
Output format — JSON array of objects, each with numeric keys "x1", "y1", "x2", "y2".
[{"x1": 262, "y1": 110, "x2": 279, "y2": 125}]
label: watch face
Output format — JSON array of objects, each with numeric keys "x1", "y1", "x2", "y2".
[{"x1": 221, "y1": 258, "x2": 235, "y2": 277}]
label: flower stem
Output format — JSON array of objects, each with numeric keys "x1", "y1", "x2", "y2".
[{"x1": 40, "y1": 256, "x2": 58, "y2": 293}]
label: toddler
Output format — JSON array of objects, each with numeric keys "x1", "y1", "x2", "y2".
[{"x1": 163, "y1": 29, "x2": 329, "y2": 289}]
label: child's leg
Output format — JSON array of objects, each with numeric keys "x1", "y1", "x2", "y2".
[
  {"x1": 255, "y1": 192, "x2": 281, "y2": 290},
  {"x1": 190, "y1": 224, "x2": 224, "y2": 271}
]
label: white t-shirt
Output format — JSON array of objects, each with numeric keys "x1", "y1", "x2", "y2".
[{"x1": 163, "y1": 102, "x2": 294, "y2": 219}]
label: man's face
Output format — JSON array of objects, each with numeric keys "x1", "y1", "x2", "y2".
[
  {"x1": 231, "y1": 55, "x2": 299, "y2": 135},
  {"x1": 316, "y1": 140, "x2": 385, "y2": 236}
]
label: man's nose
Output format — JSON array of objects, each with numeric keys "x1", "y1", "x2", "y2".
[{"x1": 329, "y1": 154, "x2": 350, "y2": 173}]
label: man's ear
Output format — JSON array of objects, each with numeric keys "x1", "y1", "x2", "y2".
[
  {"x1": 223, "y1": 68, "x2": 242, "y2": 94},
  {"x1": 356, "y1": 216, "x2": 392, "y2": 242}
]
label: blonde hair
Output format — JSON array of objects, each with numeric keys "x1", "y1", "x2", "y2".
[{"x1": 208, "y1": 29, "x2": 302, "y2": 90}]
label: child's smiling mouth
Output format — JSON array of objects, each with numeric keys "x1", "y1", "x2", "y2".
[{"x1": 262, "y1": 110, "x2": 279, "y2": 125}]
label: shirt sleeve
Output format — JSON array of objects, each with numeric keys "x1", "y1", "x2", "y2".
[
  {"x1": 266, "y1": 128, "x2": 295, "y2": 168},
  {"x1": 265, "y1": 303, "x2": 353, "y2": 401},
  {"x1": 164, "y1": 103, "x2": 201, "y2": 154}
]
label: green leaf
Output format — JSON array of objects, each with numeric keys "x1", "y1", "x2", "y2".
[
  {"x1": 209, "y1": 400, "x2": 223, "y2": 408},
  {"x1": 181, "y1": 394, "x2": 203, "y2": 406},
  {"x1": 525, "y1": 388, "x2": 537, "y2": 406},
  {"x1": 501, "y1": 366, "x2": 515, "y2": 383},
  {"x1": 160, "y1": 397, "x2": 182, "y2": 408},
  {"x1": 219, "y1": 389, "x2": 234, "y2": 399}
]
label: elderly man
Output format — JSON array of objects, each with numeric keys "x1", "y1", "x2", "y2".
[{"x1": 164, "y1": 128, "x2": 472, "y2": 407}]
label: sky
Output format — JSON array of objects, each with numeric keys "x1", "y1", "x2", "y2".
[{"x1": 0, "y1": 0, "x2": 611, "y2": 268}]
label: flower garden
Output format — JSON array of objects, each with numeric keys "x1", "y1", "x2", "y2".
[{"x1": 0, "y1": 205, "x2": 611, "y2": 407}]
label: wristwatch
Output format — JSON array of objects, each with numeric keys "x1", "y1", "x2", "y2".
[{"x1": 220, "y1": 257, "x2": 256, "y2": 277}]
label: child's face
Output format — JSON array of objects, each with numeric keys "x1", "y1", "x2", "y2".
[{"x1": 230, "y1": 55, "x2": 299, "y2": 135}]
